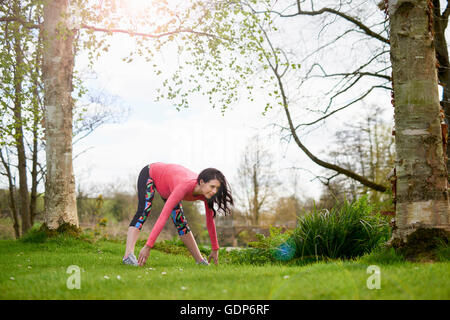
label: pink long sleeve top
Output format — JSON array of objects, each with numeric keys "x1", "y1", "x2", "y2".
[{"x1": 145, "y1": 162, "x2": 219, "y2": 250}]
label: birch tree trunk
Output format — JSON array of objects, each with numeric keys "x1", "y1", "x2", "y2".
[
  {"x1": 42, "y1": 0, "x2": 78, "y2": 229},
  {"x1": 388, "y1": 0, "x2": 450, "y2": 241}
]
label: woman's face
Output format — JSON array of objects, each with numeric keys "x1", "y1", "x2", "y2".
[{"x1": 200, "y1": 179, "x2": 221, "y2": 199}]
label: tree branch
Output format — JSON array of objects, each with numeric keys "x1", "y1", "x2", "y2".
[
  {"x1": 0, "y1": 16, "x2": 40, "y2": 28},
  {"x1": 294, "y1": 85, "x2": 389, "y2": 129},
  {"x1": 282, "y1": 96, "x2": 387, "y2": 192},
  {"x1": 249, "y1": 6, "x2": 389, "y2": 44},
  {"x1": 80, "y1": 24, "x2": 220, "y2": 40}
]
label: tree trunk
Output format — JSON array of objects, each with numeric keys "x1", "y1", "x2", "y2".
[
  {"x1": 13, "y1": 0, "x2": 31, "y2": 234},
  {"x1": 252, "y1": 164, "x2": 260, "y2": 225},
  {"x1": 432, "y1": 0, "x2": 450, "y2": 183},
  {"x1": 42, "y1": 0, "x2": 78, "y2": 229},
  {"x1": 30, "y1": 35, "x2": 42, "y2": 226},
  {"x1": 30, "y1": 75, "x2": 40, "y2": 226},
  {"x1": 0, "y1": 150, "x2": 21, "y2": 239},
  {"x1": 388, "y1": 0, "x2": 450, "y2": 241}
]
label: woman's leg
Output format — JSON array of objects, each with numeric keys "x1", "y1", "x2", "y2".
[
  {"x1": 124, "y1": 226, "x2": 140, "y2": 258},
  {"x1": 170, "y1": 202, "x2": 204, "y2": 263},
  {"x1": 124, "y1": 165, "x2": 155, "y2": 259},
  {"x1": 180, "y1": 232, "x2": 204, "y2": 263}
]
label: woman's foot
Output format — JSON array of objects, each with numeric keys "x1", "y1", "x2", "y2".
[
  {"x1": 123, "y1": 253, "x2": 139, "y2": 266},
  {"x1": 196, "y1": 257, "x2": 209, "y2": 265}
]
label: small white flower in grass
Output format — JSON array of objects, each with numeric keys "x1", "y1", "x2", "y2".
[
  {"x1": 27, "y1": 266, "x2": 32, "y2": 269},
  {"x1": 10, "y1": 277, "x2": 15, "y2": 281},
  {"x1": 181, "y1": 286, "x2": 187, "y2": 290},
  {"x1": 283, "y1": 275, "x2": 290, "y2": 279},
  {"x1": 138, "y1": 276, "x2": 142, "y2": 279},
  {"x1": 179, "y1": 268, "x2": 183, "y2": 271},
  {"x1": 117, "y1": 275, "x2": 121, "y2": 280},
  {"x1": 104, "y1": 275, "x2": 110, "y2": 279},
  {"x1": 161, "y1": 272, "x2": 167, "y2": 275}
]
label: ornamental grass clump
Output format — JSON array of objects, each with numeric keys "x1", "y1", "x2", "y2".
[{"x1": 293, "y1": 196, "x2": 390, "y2": 260}]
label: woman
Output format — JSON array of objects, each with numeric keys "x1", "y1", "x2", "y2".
[{"x1": 122, "y1": 162, "x2": 234, "y2": 267}]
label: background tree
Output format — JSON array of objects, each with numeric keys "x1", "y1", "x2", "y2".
[
  {"x1": 0, "y1": 0, "x2": 130, "y2": 236},
  {"x1": 270, "y1": 195, "x2": 302, "y2": 228},
  {"x1": 0, "y1": 0, "x2": 43, "y2": 235},
  {"x1": 319, "y1": 105, "x2": 395, "y2": 209},
  {"x1": 235, "y1": 134, "x2": 280, "y2": 225}
]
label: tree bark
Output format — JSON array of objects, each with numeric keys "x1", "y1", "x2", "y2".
[
  {"x1": 42, "y1": 0, "x2": 78, "y2": 229},
  {"x1": 13, "y1": 0, "x2": 31, "y2": 234},
  {"x1": 388, "y1": 0, "x2": 450, "y2": 241}
]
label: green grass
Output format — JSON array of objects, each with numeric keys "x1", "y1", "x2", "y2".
[{"x1": 0, "y1": 236, "x2": 449, "y2": 300}]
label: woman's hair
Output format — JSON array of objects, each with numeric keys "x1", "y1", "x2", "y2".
[{"x1": 197, "y1": 168, "x2": 234, "y2": 217}]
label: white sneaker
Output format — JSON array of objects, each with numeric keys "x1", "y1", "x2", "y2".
[
  {"x1": 123, "y1": 253, "x2": 138, "y2": 266},
  {"x1": 196, "y1": 258, "x2": 209, "y2": 265}
]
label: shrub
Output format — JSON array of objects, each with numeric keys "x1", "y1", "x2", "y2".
[
  {"x1": 215, "y1": 227, "x2": 297, "y2": 265},
  {"x1": 248, "y1": 227, "x2": 296, "y2": 262},
  {"x1": 21, "y1": 223, "x2": 47, "y2": 243},
  {"x1": 292, "y1": 196, "x2": 390, "y2": 260},
  {"x1": 434, "y1": 242, "x2": 450, "y2": 262}
]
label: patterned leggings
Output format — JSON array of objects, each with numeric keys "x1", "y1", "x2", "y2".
[{"x1": 129, "y1": 165, "x2": 190, "y2": 236}]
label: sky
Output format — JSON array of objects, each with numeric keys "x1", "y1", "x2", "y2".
[{"x1": 71, "y1": 1, "x2": 394, "y2": 204}]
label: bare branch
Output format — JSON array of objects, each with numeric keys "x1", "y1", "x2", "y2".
[
  {"x1": 294, "y1": 84, "x2": 389, "y2": 129},
  {"x1": 249, "y1": 6, "x2": 389, "y2": 44},
  {"x1": 271, "y1": 54, "x2": 388, "y2": 192},
  {"x1": 443, "y1": 1, "x2": 450, "y2": 29}
]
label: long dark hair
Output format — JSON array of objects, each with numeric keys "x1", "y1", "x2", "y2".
[{"x1": 197, "y1": 168, "x2": 234, "y2": 217}]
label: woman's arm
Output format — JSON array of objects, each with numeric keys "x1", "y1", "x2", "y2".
[
  {"x1": 138, "y1": 185, "x2": 187, "y2": 266},
  {"x1": 145, "y1": 185, "x2": 187, "y2": 248},
  {"x1": 204, "y1": 201, "x2": 220, "y2": 265}
]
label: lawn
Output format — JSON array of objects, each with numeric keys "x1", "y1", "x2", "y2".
[{"x1": 0, "y1": 236, "x2": 449, "y2": 300}]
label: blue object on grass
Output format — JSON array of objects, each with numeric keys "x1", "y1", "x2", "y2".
[{"x1": 272, "y1": 238, "x2": 296, "y2": 261}]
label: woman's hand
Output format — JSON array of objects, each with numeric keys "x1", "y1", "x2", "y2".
[
  {"x1": 208, "y1": 249, "x2": 219, "y2": 265},
  {"x1": 138, "y1": 245, "x2": 151, "y2": 266}
]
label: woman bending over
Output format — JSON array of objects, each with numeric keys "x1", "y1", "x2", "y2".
[{"x1": 123, "y1": 162, "x2": 233, "y2": 266}]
